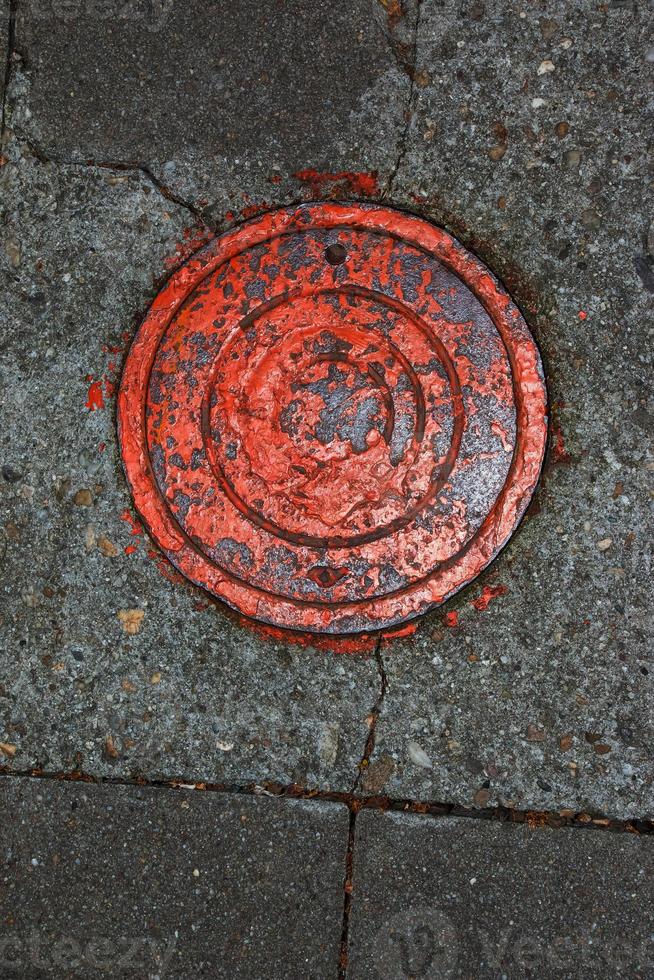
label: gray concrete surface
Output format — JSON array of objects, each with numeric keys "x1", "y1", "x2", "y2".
[
  {"x1": 364, "y1": 0, "x2": 654, "y2": 818},
  {"x1": 1, "y1": 3, "x2": 653, "y2": 978},
  {"x1": 0, "y1": 0, "x2": 652, "y2": 822},
  {"x1": 0, "y1": 777, "x2": 348, "y2": 978},
  {"x1": 0, "y1": 152, "x2": 379, "y2": 789},
  {"x1": 10, "y1": 0, "x2": 408, "y2": 216},
  {"x1": 348, "y1": 809, "x2": 654, "y2": 978}
]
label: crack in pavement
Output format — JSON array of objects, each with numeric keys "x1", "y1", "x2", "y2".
[
  {"x1": 375, "y1": 0, "x2": 417, "y2": 78},
  {"x1": 7, "y1": 131, "x2": 210, "y2": 228},
  {"x1": 2, "y1": 3, "x2": 207, "y2": 225},
  {"x1": 351, "y1": 637, "x2": 388, "y2": 794},
  {"x1": 382, "y1": 0, "x2": 422, "y2": 201},
  {"x1": 343, "y1": 636, "x2": 388, "y2": 980},
  {"x1": 0, "y1": 0, "x2": 17, "y2": 140},
  {"x1": 2, "y1": 768, "x2": 651, "y2": 980}
]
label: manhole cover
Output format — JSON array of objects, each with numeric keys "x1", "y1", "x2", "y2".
[{"x1": 118, "y1": 203, "x2": 547, "y2": 635}]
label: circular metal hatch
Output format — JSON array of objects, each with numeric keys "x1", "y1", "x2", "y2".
[{"x1": 118, "y1": 203, "x2": 547, "y2": 634}]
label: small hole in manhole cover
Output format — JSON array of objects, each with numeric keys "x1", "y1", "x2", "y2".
[
  {"x1": 118, "y1": 203, "x2": 547, "y2": 636},
  {"x1": 324, "y1": 242, "x2": 347, "y2": 265}
]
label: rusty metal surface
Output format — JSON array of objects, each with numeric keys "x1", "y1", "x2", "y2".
[{"x1": 118, "y1": 203, "x2": 547, "y2": 634}]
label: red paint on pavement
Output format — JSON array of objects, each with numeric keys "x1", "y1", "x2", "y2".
[
  {"x1": 550, "y1": 402, "x2": 572, "y2": 465},
  {"x1": 120, "y1": 509, "x2": 144, "y2": 536},
  {"x1": 85, "y1": 378, "x2": 105, "y2": 411},
  {"x1": 551, "y1": 421, "x2": 571, "y2": 464},
  {"x1": 146, "y1": 548, "x2": 187, "y2": 586},
  {"x1": 294, "y1": 169, "x2": 379, "y2": 198},
  {"x1": 237, "y1": 616, "x2": 378, "y2": 654},
  {"x1": 472, "y1": 584, "x2": 509, "y2": 611},
  {"x1": 381, "y1": 622, "x2": 418, "y2": 641},
  {"x1": 118, "y1": 203, "x2": 547, "y2": 635},
  {"x1": 240, "y1": 203, "x2": 273, "y2": 219},
  {"x1": 165, "y1": 226, "x2": 216, "y2": 270},
  {"x1": 444, "y1": 611, "x2": 459, "y2": 628}
]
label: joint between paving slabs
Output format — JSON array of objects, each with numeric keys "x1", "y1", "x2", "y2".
[
  {"x1": 0, "y1": 769, "x2": 651, "y2": 837},
  {"x1": 351, "y1": 635, "x2": 388, "y2": 794},
  {"x1": 337, "y1": 806, "x2": 357, "y2": 980}
]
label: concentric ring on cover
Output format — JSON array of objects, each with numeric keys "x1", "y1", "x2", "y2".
[{"x1": 118, "y1": 203, "x2": 547, "y2": 634}]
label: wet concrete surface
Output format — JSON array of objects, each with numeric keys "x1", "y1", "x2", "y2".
[
  {"x1": 0, "y1": 1, "x2": 652, "y2": 976},
  {"x1": 349, "y1": 809, "x2": 654, "y2": 978},
  {"x1": 1, "y1": 0, "x2": 651, "y2": 819},
  {"x1": 0, "y1": 777, "x2": 348, "y2": 978},
  {"x1": 11, "y1": 0, "x2": 408, "y2": 217}
]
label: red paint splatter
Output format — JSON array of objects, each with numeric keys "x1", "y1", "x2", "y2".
[
  {"x1": 382, "y1": 622, "x2": 417, "y2": 641},
  {"x1": 234, "y1": 613, "x2": 420, "y2": 655},
  {"x1": 234, "y1": 616, "x2": 383, "y2": 655},
  {"x1": 85, "y1": 378, "x2": 105, "y2": 411},
  {"x1": 84, "y1": 344, "x2": 126, "y2": 412},
  {"x1": 146, "y1": 548, "x2": 187, "y2": 586},
  {"x1": 236, "y1": 616, "x2": 375, "y2": 654},
  {"x1": 550, "y1": 402, "x2": 572, "y2": 465},
  {"x1": 472, "y1": 584, "x2": 509, "y2": 611},
  {"x1": 444, "y1": 610, "x2": 459, "y2": 628},
  {"x1": 294, "y1": 169, "x2": 379, "y2": 198},
  {"x1": 164, "y1": 225, "x2": 215, "y2": 271},
  {"x1": 102, "y1": 331, "x2": 131, "y2": 355},
  {"x1": 124, "y1": 544, "x2": 137, "y2": 555},
  {"x1": 578, "y1": 310, "x2": 587, "y2": 320},
  {"x1": 551, "y1": 420, "x2": 571, "y2": 464},
  {"x1": 120, "y1": 509, "x2": 144, "y2": 536}
]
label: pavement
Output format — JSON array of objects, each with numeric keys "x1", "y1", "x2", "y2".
[{"x1": 0, "y1": 1, "x2": 652, "y2": 977}]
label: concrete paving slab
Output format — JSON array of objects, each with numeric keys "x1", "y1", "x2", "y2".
[
  {"x1": 9, "y1": 0, "x2": 408, "y2": 214},
  {"x1": 0, "y1": 151, "x2": 379, "y2": 788},
  {"x1": 0, "y1": 776, "x2": 348, "y2": 978},
  {"x1": 362, "y1": 0, "x2": 653, "y2": 819},
  {"x1": 348, "y1": 809, "x2": 654, "y2": 979},
  {"x1": 0, "y1": 0, "x2": 651, "y2": 823}
]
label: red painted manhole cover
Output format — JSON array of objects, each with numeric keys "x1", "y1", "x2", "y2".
[{"x1": 118, "y1": 203, "x2": 547, "y2": 635}]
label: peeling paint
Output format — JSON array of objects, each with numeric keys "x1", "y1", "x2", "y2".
[{"x1": 118, "y1": 203, "x2": 547, "y2": 635}]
